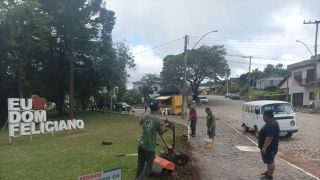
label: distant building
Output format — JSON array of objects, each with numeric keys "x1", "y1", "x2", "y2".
[
  {"x1": 255, "y1": 76, "x2": 283, "y2": 89},
  {"x1": 229, "y1": 77, "x2": 238, "y2": 85},
  {"x1": 132, "y1": 80, "x2": 163, "y2": 99},
  {"x1": 287, "y1": 55, "x2": 320, "y2": 107}
]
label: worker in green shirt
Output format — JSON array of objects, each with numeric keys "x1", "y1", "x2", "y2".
[
  {"x1": 205, "y1": 107, "x2": 216, "y2": 141},
  {"x1": 136, "y1": 100, "x2": 168, "y2": 180}
]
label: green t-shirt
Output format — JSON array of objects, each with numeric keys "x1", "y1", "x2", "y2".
[
  {"x1": 139, "y1": 114, "x2": 165, "y2": 151},
  {"x1": 206, "y1": 112, "x2": 215, "y2": 128}
]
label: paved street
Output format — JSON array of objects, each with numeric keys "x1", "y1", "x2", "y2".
[
  {"x1": 135, "y1": 95, "x2": 320, "y2": 179},
  {"x1": 168, "y1": 95, "x2": 319, "y2": 180},
  {"x1": 203, "y1": 95, "x2": 320, "y2": 178}
]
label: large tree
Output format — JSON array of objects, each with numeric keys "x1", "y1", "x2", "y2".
[
  {"x1": 162, "y1": 45, "x2": 229, "y2": 100},
  {"x1": 0, "y1": 0, "x2": 135, "y2": 122}
]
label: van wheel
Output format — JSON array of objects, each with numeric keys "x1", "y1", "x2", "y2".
[
  {"x1": 244, "y1": 126, "x2": 249, "y2": 132},
  {"x1": 254, "y1": 126, "x2": 259, "y2": 137},
  {"x1": 285, "y1": 132, "x2": 293, "y2": 138}
]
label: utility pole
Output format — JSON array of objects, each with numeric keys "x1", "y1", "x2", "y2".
[
  {"x1": 226, "y1": 72, "x2": 229, "y2": 94},
  {"x1": 304, "y1": 20, "x2": 319, "y2": 111},
  {"x1": 286, "y1": 75, "x2": 290, "y2": 102},
  {"x1": 182, "y1": 35, "x2": 189, "y2": 120},
  {"x1": 245, "y1": 56, "x2": 252, "y2": 101}
]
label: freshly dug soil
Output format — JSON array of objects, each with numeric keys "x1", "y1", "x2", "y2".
[{"x1": 150, "y1": 135, "x2": 200, "y2": 180}]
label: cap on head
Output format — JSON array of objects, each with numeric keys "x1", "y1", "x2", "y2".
[
  {"x1": 263, "y1": 110, "x2": 274, "y2": 118},
  {"x1": 150, "y1": 100, "x2": 160, "y2": 111}
]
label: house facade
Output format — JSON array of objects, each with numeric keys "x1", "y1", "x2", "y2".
[
  {"x1": 132, "y1": 80, "x2": 163, "y2": 99},
  {"x1": 287, "y1": 55, "x2": 320, "y2": 107},
  {"x1": 278, "y1": 76, "x2": 292, "y2": 93},
  {"x1": 255, "y1": 77, "x2": 283, "y2": 89}
]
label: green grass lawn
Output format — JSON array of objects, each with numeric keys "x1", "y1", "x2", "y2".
[{"x1": 0, "y1": 112, "x2": 189, "y2": 180}]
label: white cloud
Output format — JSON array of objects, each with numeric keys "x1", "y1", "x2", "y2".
[
  {"x1": 127, "y1": 45, "x2": 163, "y2": 88},
  {"x1": 106, "y1": 0, "x2": 320, "y2": 81}
]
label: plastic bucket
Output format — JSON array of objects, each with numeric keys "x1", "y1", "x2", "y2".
[{"x1": 204, "y1": 138, "x2": 213, "y2": 149}]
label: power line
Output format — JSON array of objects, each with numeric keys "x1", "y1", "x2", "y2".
[
  {"x1": 132, "y1": 38, "x2": 183, "y2": 55},
  {"x1": 188, "y1": 40, "x2": 314, "y2": 48},
  {"x1": 226, "y1": 54, "x2": 305, "y2": 62},
  {"x1": 188, "y1": 36, "x2": 314, "y2": 42}
]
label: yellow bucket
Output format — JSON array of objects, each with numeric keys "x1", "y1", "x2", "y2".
[{"x1": 204, "y1": 138, "x2": 213, "y2": 149}]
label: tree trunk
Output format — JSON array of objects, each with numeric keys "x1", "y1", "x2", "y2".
[
  {"x1": 192, "y1": 81, "x2": 201, "y2": 102},
  {"x1": 57, "y1": 86, "x2": 65, "y2": 116},
  {"x1": 193, "y1": 88, "x2": 199, "y2": 102},
  {"x1": 68, "y1": 49, "x2": 74, "y2": 118},
  {"x1": 17, "y1": 60, "x2": 23, "y2": 98}
]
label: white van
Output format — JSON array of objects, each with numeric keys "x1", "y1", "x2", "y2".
[{"x1": 242, "y1": 100, "x2": 298, "y2": 137}]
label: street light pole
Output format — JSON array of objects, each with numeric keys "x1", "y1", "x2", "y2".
[
  {"x1": 296, "y1": 40, "x2": 314, "y2": 56},
  {"x1": 303, "y1": 20, "x2": 319, "y2": 111},
  {"x1": 181, "y1": 30, "x2": 218, "y2": 120},
  {"x1": 296, "y1": 39, "x2": 318, "y2": 111},
  {"x1": 182, "y1": 35, "x2": 189, "y2": 120}
]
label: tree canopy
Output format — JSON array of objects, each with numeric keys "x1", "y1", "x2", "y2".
[
  {"x1": 0, "y1": 0, "x2": 134, "y2": 121},
  {"x1": 161, "y1": 45, "x2": 229, "y2": 100}
]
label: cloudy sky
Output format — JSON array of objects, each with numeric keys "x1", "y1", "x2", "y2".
[{"x1": 106, "y1": 0, "x2": 320, "y2": 88}]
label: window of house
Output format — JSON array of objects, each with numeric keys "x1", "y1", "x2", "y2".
[
  {"x1": 154, "y1": 86, "x2": 158, "y2": 91},
  {"x1": 306, "y1": 69, "x2": 315, "y2": 83},
  {"x1": 309, "y1": 92, "x2": 315, "y2": 100},
  {"x1": 270, "y1": 80, "x2": 274, "y2": 86},
  {"x1": 293, "y1": 71, "x2": 303, "y2": 83}
]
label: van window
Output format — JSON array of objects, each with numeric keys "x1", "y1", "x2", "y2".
[
  {"x1": 255, "y1": 106, "x2": 260, "y2": 114},
  {"x1": 262, "y1": 103, "x2": 294, "y2": 114},
  {"x1": 250, "y1": 106, "x2": 254, "y2": 113}
]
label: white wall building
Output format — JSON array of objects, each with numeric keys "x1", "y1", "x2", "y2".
[
  {"x1": 287, "y1": 55, "x2": 320, "y2": 107},
  {"x1": 255, "y1": 77, "x2": 283, "y2": 89},
  {"x1": 132, "y1": 80, "x2": 163, "y2": 99}
]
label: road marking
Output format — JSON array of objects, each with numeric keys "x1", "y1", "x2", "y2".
[
  {"x1": 223, "y1": 120, "x2": 320, "y2": 180},
  {"x1": 235, "y1": 146, "x2": 260, "y2": 152}
]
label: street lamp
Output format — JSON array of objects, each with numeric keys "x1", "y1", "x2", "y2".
[
  {"x1": 296, "y1": 40, "x2": 314, "y2": 56},
  {"x1": 182, "y1": 30, "x2": 218, "y2": 120},
  {"x1": 191, "y1": 30, "x2": 218, "y2": 50},
  {"x1": 296, "y1": 40, "x2": 318, "y2": 111}
]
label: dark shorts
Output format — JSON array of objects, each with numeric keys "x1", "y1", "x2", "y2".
[
  {"x1": 261, "y1": 150, "x2": 277, "y2": 164},
  {"x1": 207, "y1": 125, "x2": 216, "y2": 138}
]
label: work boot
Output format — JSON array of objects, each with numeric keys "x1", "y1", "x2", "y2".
[{"x1": 261, "y1": 174, "x2": 273, "y2": 180}]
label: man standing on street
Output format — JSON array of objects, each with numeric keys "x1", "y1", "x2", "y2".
[
  {"x1": 205, "y1": 107, "x2": 216, "y2": 141},
  {"x1": 188, "y1": 103, "x2": 197, "y2": 137},
  {"x1": 258, "y1": 110, "x2": 280, "y2": 180},
  {"x1": 136, "y1": 100, "x2": 167, "y2": 180}
]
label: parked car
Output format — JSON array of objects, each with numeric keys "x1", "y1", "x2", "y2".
[
  {"x1": 114, "y1": 102, "x2": 131, "y2": 112},
  {"x1": 225, "y1": 93, "x2": 240, "y2": 100},
  {"x1": 225, "y1": 93, "x2": 232, "y2": 99},
  {"x1": 242, "y1": 100, "x2": 298, "y2": 138},
  {"x1": 230, "y1": 94, "x2": 240, "y2": 100},
  {"x1": 199, "y1": 96, "x2": 209, "y2": 103}
]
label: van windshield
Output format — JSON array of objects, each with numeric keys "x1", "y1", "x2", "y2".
[{"x1": 261, "y1": 103, "x2": 294, "y2": 114}]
